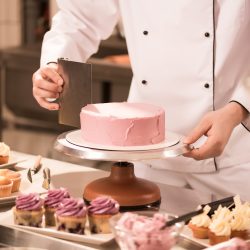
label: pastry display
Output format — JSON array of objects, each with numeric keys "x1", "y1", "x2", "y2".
[
  {"x1": 55, "y1": 197, "x2": 87, "y2": 234},
  {"x1": 88, "y1": 196, "x2": 120, "y2": 234},
  {"x1": 44, "y1": 188, "x2": 70, "y2": 226},
  {"x1": 0, "y1": 142, "x2": 10, "y2": 164},
  {"x1": 0, "y1": 176, "x2": 13, "y2": 198},
  {"x1": 80, "y1": 102, "x2": 165, "y2": 146},
  {"x1": 205, "y1": 237, "x2": 250, "y2": 249},
  {"x1": 13, "y1": 193, "x2": 44, "y2": 227},
  {"x1": 188, "y1": 205, "x2": 212, "y2": 239},
  {"x1": 113, "y1": 212, "x2": 175, "y2": 250}
]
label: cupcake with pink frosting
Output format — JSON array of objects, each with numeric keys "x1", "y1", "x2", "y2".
[
  {"x1": 44, "y1": 188, "x2": 70, "y2": 226},
  {"x1": 88, "y1": 196, "x2": 120, "y2": 234},
  {"x1": 55, "y1": 198, "x2": 87, "y2": 234},
  {"x1": 13, "y1": 193, "x2": 44, "y2": 227}
]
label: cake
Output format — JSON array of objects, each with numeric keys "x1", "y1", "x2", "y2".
[
  {"x1": 13, "y1": 193, "x2": 44, "y2": 227},
  {"x1": 113, "y1": 212, "x2": 175, "y2": 250},
  {"x1": 88, "y1": 196, "x2": 120, "y2": 234},
  {"x1": 55, "y1": 198, "x2": 87, "y2": 234},
  {"x1": 44, "y1": 188, "x2": 70, "y2": 226},
  {"x1": 80, "y1": 102, "x2": 165, "y2": 146},
  {"x1": 188, "y1": 205, "x2": 211, "y2": 239},
  {"x1": 0, "y1": 142, "x2": 10, "y2": 164},
  {"x1": 0, "y1": 176, "x2": 13, "y2": 198},
  {"x1": 5, "y1": 170, "x2": 21, "y2": 193}
]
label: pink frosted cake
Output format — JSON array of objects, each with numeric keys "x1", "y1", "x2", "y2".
[{"x1": 80, "y1": 102, "x2": 165, "y2": 146}]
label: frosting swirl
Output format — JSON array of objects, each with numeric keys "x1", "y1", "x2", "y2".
[
  {"x1": 230, "y1": 214, "x2": 250, "y2": 231},
  {"x1": 44, "y1": 188, "x2": 70, "y2": 208},
  {"x1": 209, "y1": 219, "x2": 231, "y2": 236},
  {"x1": 212, "y1": 205, "x2": 232, "y2": 222},
  {"x1": 190, "y1": 205, "x2": 211, "y2": 227},
  {"x1": 56, "y1": 198, "x2": 87, "y2": 217},
  {"x1": 16, "y1": 193, "x2": 43, "y2": 211},
  {"x1": 88, "y1": 196, "x2": 119, "y2": 215},
  {"x1": 0, "y1": 142, "x2": 10, "y2": 156}
]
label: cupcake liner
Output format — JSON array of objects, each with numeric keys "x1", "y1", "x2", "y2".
[
  {"x1": 0, "y1": 181, "x2": 13, "y2": 198},
  {"x1": 208, "y1": 230, "x2": 230, "y2": 245},
  {"x1": 88, "y1": 214, "x2": 113, "y2": 234},
  {"x1": 56, "y1": 215, "x2": 86, "y2": 234},
  {"x1": 0, "y1": 155, "x2": 9, "y2": 165}
]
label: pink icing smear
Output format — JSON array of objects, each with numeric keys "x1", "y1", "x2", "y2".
[
  {"x1": 15, "y1": 193, "x2": 43, "y2": 211},
  {"x1": 44, "y1": 188, "x2": 70, "y2": 208},
  {"x1": 88, "y1": 196, "x2": 120, "y2": 215},
  {"x1": 80, "y1": 102, "x2": 165, "y2": 146},
  {"x1": 116, "y1": 212, "x2": 175, "y2": 250},
  {"x1": 56, "y1": 198, "x2": 87, "y2": 218}
]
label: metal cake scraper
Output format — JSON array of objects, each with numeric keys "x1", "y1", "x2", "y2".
[{"x1": 57, "y1": 58, "x2": 92, "y2": 128}]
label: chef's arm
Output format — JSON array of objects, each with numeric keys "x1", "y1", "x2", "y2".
[
  {"x1": 40, "y1": 0, "x2": 119, "y2": 66},
  {"x1": 230, "y1": 76, "x2": 250, "y2": 131},
  {"x1": 33, "y1": 0, "x2": 119, "y2": 110}
]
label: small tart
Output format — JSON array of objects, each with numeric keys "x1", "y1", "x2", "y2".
[{"x1": 0, "y1": 176, "x2": 13, "y2": 198}]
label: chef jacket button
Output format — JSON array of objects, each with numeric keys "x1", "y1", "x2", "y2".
[
  {"x1": 204, "y1": 83, "x2": 210, "y2": 88},
  {"x1": 143, "y1": 30, "x2": 148, "y2": 35},
  {"x1": 142, "y1": 80, "x2": 147, "y2": 85},
  {"x1": 204, "y1": 32, "x2": 210, "y2": 37}
]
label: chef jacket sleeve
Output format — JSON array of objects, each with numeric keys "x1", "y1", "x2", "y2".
[
  {"x1": 231, "y1": 75, "x2": 250, "y2": 131},
  {"x1": 40, "y1": 0, "x2": 120, "y2": 66}
]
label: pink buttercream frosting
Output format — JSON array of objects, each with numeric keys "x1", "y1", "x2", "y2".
[
  {"x1": 15, "y1": 193, "x2": 43, "y2": 211},
  {"x1": 88, "y1": 196, "x2": 120, "y2": 215},
  {"x1": 56, "y1": 198, "x2": 87, "y2": 218},
  {"x1": 44, "y1": 188, "x2": 70, "y2": 208},
  {"x1": 205, "y1": 238, "x2": 250, "y2": 250},
  {"x1": 116, "y1": 212, "x2": 175, "y2": 250},
  {"x1": 80, "y1": 102, "x2": 165, "y2": 146}
]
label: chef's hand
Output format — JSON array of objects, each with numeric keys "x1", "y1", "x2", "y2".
[
  {"x1": 32, "y1": 63, "x2": 63, "y2": 110},
  {"x1": 183, "y1": 102, "x2": 248, "y2": 160}
]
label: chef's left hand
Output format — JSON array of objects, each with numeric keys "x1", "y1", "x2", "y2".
[{"x1": 183, "y1": 102, "x2": 248, "y2": 160}]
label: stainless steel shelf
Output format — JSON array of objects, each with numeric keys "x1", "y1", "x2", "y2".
[{"x1": 54, "y1": 131, "x2": 193, "y2": 162}]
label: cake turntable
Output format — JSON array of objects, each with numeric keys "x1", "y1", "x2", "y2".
[{"x1": 54, "y1": 130, "x2": 193, "y2": 211}]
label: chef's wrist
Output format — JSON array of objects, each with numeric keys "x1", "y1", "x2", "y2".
[{"x1": 226, "y1": 101, "x2": 248, "y2": 125}]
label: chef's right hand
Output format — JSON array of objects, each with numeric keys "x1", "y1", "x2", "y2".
[{"x1": 32, "y1": 63, "x2": 63, "y2": 110}]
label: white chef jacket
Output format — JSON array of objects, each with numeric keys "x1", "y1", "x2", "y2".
[{"x1": 41, "y1": 0, "x2": 250, "y2": 173}]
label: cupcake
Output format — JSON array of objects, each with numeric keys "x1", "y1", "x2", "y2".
[
  {"x1": 13, "y1": 193, "x2": 44, "y2": 227},
  {"x1": 0, "y1": 176, "x2": 13, "y2": 198},
  {"x1": 0, "y1": 142, "x2": 10, "y2": 164},
  {"x1": 230, "y1": 195, "x2": 250, "y2": 239},
  {"x1": 88, "y1": 196, "x2": 120, "y2": 234},
  {"x1": 5, "y1": 170, "x2": 21, "y2": 193},
  {"x1": 0, "y1": 169, "x2": 10, "y2": 176},
  {"x1": 208, "y1": 219, "x2": 231, "y2": 245},
  {"x1": 188, "y1": 205, "x2": 211, "y2": 239},
  {"x1": 44, "y1": 188, "x2": 70, "y2": 226},
  {"x1": 55, "y1": 198, "x2": 87, "y2": 234}
]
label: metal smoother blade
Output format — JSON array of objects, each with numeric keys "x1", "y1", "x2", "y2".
[{"x1": 57, "y1": 58, "x2": 92, "y2": 128}]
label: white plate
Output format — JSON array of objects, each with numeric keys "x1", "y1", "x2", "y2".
[
  {"x1": 66, "y1": 130, "x2": 180, "y2": 151},
  {"x1": 0, "y1": 209, "x2": 113, "y2": 245},
  {"x1": 181, "y1": 225, "x2": 210, "y2": 248},
  {"x1": 0, "y1": 155, "x2": 27, "y2": 169},
  {"x1": 0, "y1": 170, "x2": 47, "y2": 206}
]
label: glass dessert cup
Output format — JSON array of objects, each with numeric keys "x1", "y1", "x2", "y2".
[{"x1": 109, "y1": 212, "x2": 184, "y2": 250}]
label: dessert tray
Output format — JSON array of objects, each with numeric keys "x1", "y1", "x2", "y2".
[
  {"x1": 55, "y1": 130, "x2": 193, "y2": 161},
  {"x1": 0, "y1": 155, "x2": 27, "y2": 169},
  {"x1": 0, "y1": 210, "x2": 113, "y2": 245}
]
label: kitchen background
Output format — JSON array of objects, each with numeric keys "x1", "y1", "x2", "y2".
[{"x1": 0, "y1": 0, "x2": 132, "y2": 168}]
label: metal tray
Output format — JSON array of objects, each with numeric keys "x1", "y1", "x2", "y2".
[{"x1": 54, "y1": 131, "x2": 193, "y2": 161}]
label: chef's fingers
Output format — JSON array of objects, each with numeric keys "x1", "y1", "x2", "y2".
[
  {"x1": 40, "y1": 66, "x2": 63, "y2": 85},
  {"x1": 33, "y1": 87, "x2": 59, "y2": 99},
  {"x1": 34, "y1": 96, "x2": 59, "y2": 110},
  {"x1": 33, "y1": 74, "x2": 63, "y2": 93},
  {"x1": 183, "y1": 118, "x2": 211, "y2": 144},
  {"x1": 184, "y1": 134, "x2": 224, "y2": 160}
]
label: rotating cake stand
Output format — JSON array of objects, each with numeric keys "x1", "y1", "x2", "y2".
[{"x1": 54, "y1": 130, "x2": 193, "y2": 210}]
